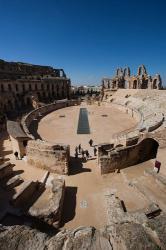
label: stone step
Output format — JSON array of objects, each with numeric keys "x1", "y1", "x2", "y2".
[
  {"x1": 4, "y1": 175, "x2": 24, "y2": 190},
  {"x1": 11, "y1": 181, "x2": 39, "y2": 208}
]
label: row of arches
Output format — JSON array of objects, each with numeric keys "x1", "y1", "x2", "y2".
[
  {"x1": 0, "y1": 87, "x2": 68, "y2": 114},
  {"x1": 0, "y1": 81, "x2": 68, "y2": 93}
]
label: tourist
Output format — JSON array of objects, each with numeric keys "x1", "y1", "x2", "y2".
[
  {"x1": 14, "y1": 151, "x2": 19, "y2": 160},
  {"x1": 154, "y1": 159, "x2": 161, "y2": 173},
  {"x1": 85, "y1": 150, "x2": 90, "y2": 160},
  {"x1": 78, "y1": 144, "x2": 81, "y2": 153},
  {"x1": 89, "y1": 139, "x2": 93, "y2": 147},
  {"x1": 81, "y1": 149, "x2": 85, "y2": 159},
  {"x1": 75, "y1": 151, "x2": 78, "y2": 159},
  {"x1": 94, "y1": 147, "x2": 97, "y2": 156}
]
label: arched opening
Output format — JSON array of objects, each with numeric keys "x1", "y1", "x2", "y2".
[
  {"x1": 37, "y1": 92, "x2": 41, "y2": 101},
  {"x1": 1, "y1": 84, "x2": 4, "y2": 92},
  {"x1": 138, "y1": 65, "x2": 147, "y2": 76},
  {"x1": 8, "y1": 84, "x2": 12, "y2": 91},
  {"x1": 22, "y1": 84, "x2": 25, "y2": 92},
  {"x1": 15, "y1": 84, "x2": 18, "y2": 92},
  {"x1": 8, "y1": 100, "x2": 13, "y2": 110},
  {"x1": 153, "y1": 79, "x2": 157, "y2": 89},
  {"x1": 133, "y1": 80, "x2": 137, "y2": 89},
  {"x1": 26, "y1": 97, "x2": 31, "y2": 106},
  {"x1": 138, "y1": 138, "x2": 159, "y2": 163}
]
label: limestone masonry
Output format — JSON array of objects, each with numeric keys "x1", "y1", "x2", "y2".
[
  {"x1": 0, "y1": 59, "x2": 71, "y2": 113},
  {"x1": 102, "y1": 65, "x2": 162, "y2": 90}
]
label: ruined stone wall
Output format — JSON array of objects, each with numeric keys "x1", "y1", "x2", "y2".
[
  {"x1": 102, "y1": 65, "x2": 162, "y2": 90},
  {"x1": 0, "y1": 59, "x2": 66, "y2": 78},
  {"x1": 98, "y1": 138, "x2": 159, "y2": 174},
  {"x1": 0, "y1": 78, "x2": 71, "y2": 113},
  {"x1": 0, "y1": 59, "x2": 71, "y2": 113},
  {"x1": 26, "y1": 139, "x2": 70, "y2": 175}
]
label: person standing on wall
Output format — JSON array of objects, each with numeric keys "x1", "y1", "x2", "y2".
[
  {"x1": 94, "y1": 147, "x2": 97, "y2": 156},
  {"x1": 89, "y1": 139, "x2": 93, "y2": 147},
  {"x1": 78, "y1": 144, "x2": 81, "y2": 153},
  {"x1": 14, "y1": 151, "x2": 19, "y2": 160}
]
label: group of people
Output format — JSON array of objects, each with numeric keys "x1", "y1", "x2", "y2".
[{"x1": 74, "y1": 139, "x2": 97, "y2": 160}]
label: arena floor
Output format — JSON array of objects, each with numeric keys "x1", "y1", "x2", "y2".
[{"x1": 37, "y1": 102, "x2": 137, "y2": 155}]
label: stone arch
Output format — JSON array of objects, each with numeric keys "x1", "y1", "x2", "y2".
[
  {"x1": 7, "y1": 99, "x2": 13, "y2": 110},
  {"x1": 26, "y1": 97, "x2": 31, "y2": 106},
  {"x1": 138, "y1": 138, "x2": 159, "y2": 163},
  {"x1": 137, "y1": 65, "x2": 147, "y2": 76},
  {"x1": 133, "y1": 80, "x2": 137, "y2": 89},
  {"x1": 22, "y1": 84, "x2": 25, "y2": 92},
  {"x1": 153, "y1": 79, "x2": 157, "y2": 89},
  {"x1": 1, "y1": 84, "x2": 4, "y2": 92},
  {"x1": 35, "y1": 84, "x2": 38, "y2": 91},
  {"x1": 124, "y1": 67, "x2": 130, "y2": 77},
  {"x1": 152, "y1": 75, "x2": 162, "y2": 89},
  {"x1": 116, "y1": 68, "x2": 123, "y2": 77},
  {"x1": 8, "y1": 84, "x2": 12, "y2": 91}
]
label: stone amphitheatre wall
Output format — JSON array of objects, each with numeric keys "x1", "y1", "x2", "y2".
[
  {"x1": 22, "y1": 99, "x2": 80, "y2": 174},
  {"x1": 99, "y1": 138, "x2": 159, "y2": 174},
  {"x1": 26, "y1": 140, "x2": 70, "y2": 175}
]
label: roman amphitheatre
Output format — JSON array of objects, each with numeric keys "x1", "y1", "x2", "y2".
[{"x1": 0, "y1": 60, "x2": 166, "y2": 249}]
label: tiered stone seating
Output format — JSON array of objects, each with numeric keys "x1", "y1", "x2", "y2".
[
  {"x1": 112, "y1": 93, "x2": 164, "y2": 133},
  {"x1": 103, "y1": 89, "x2": 166, "y2": 145}
]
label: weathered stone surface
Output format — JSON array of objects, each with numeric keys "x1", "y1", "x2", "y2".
[
  {"x1": 107, "y1": 222, "x2": 158, "y2": 250},
  {"x1": 1, "y1": 223, "x2": 163, "y2": 250},
  {"x1": 145, "y1": 213, "x2": 166, "y2": 249},
  {"x1": 0, "y1": 225, "x2": 48, "y2": 250},
  {"x1": 106, "y1": 194, "x2": 147, "y2": 225},
  {"x1": 27, "y1": 139, "x2": 70, "y2": 175},
  {"x1": 29, "y1": 178, "x2": 65, "y2": 227}
]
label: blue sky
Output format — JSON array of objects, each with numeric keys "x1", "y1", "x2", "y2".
[{"x1": 0, "y1": 0, "x2": 165, "y2": 85}]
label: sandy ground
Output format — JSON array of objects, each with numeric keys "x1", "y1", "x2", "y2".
[
  {"x1": 1, "y1": 103, "x2": 166, "y2": 229},
  {"x1": 37, "y1": 102, "x2": 137, "y2": 155}
]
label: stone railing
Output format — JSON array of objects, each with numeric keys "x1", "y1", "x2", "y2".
[{"x1": 21, "y1": 99, "x2": 80, "y2": 139}]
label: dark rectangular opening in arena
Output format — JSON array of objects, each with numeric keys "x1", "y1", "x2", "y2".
[{"x1": 77, "y1": 108, "x2": 90, "y2": 134}]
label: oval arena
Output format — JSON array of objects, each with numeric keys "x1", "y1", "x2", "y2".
[{"x1": 0, "y1": 60, "x2": 166, "y2": 249}]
